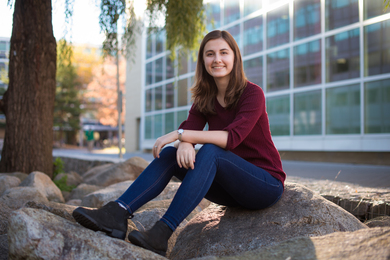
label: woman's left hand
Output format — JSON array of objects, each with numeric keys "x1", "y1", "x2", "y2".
[{"x1": 153, "y1": 131, "x2": 178, "y2": 158}]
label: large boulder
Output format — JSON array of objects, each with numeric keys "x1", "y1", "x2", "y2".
[
  {"x1": 81, "y1": 181, "x2": 181, "y2": 208},
  {"x1": 0, "y1": 175, "x2": 21, "y2": 196},
  {"x1": 54, "y1": 171, "x2": 83, "y2": 187},
  {"x1": 169, "y1": 183, "x2": 367, "y2": 260},
  {"x1": 199, "y1": 227, "x2": 390, "y2": 260},
  {"x1": 1, "y1": 186, "x2": 49, "y2": 210},
  {"x1": 67, "y1": 183, "x2": 103, "y2": 201},
  {"x1": 8, "y1": 207, "x2": 166, "y2": 260},
  {"x1": 0, "y1": 172, "x2": 29, "y2": 182},
  {"x1": 19, "y1": 171, "x2": 64, "y2": 203},
  {"x1": 0, "y1": 234, "x2": 7, "y2": 260},
  {"x1": 82, "y1": 157, "x2": 149, "y2": 187}
]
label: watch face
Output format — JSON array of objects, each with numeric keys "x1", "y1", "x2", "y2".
[{"x1": 178, "y1": 129, "x2": 184, "y2": 134}]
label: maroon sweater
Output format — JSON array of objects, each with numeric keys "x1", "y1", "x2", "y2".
[{"x1": 179, "y1": 81, "x2": 286, "y2": 185}]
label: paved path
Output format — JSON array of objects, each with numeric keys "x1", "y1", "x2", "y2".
[{"x1": 53, "y1": 148, "x2": 390, "y2": 189}]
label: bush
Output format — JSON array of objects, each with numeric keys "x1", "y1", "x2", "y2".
[{"x1": 52, "y1": 157, "x2": 76, "y2": 192}]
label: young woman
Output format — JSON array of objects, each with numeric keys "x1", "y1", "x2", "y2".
[{"x1": 72, "y1": 30, "x2": 286, "y2": 257}]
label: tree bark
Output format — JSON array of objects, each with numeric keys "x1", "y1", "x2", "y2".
[{"x1": 0, "y1": 0, "x2": 56, "y2": 177}]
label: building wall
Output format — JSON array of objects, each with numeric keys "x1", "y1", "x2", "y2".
[
  {"x1": 134, "y1": 0, "x2": 390, "y2": 154},
  {"x1": 125, "y1": 27, "x2": 143, "y2": 152}
]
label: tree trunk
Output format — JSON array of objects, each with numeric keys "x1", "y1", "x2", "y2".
[{"x1": 0, "y1": 0, "x2": 56, "y2": 177}]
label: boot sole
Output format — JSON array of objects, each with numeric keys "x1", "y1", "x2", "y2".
[
  {"x1": 128, "y1": 231, "x2": 166, "y2": 257},
  {"x1": 72, "y1": 208, "x2": 126, "y2": 240}
]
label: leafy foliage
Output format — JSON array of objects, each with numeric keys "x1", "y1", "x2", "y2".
[
  {"x1": 54, "y1": 39, "x2": 83, "y2": 141},
  {"x1": 146, "y1": 0, "x2": 205, "y2": 59},
  {"x1": 385, "y1": 0, "x2": 390, "y2": 10},
  {"x1": 52, "y1": 157, "x2": 76, "y2": 192},
  {"x1": 53, "y1": 157, "x2": 65, "y2": 179}
]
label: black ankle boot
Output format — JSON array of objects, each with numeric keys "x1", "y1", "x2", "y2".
[
  {"x1": 128, "y1": 220, "x2": 173, "y2": 256},
  {"x1": 72, "y1": 201, "x2": 132, "y2": 240}
]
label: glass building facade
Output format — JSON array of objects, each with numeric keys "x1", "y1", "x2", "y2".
[
  {"x1": 0, "y1": 37, "x2": 10, "y2": 91},
  {"x1": 140, "y1": 0, "x2": 390, "y2": 152}
]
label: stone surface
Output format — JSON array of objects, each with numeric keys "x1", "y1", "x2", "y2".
[
  {"x1": 0, "y1": 172, "x2": 28, "y2": 182},
  {"x1": 81, "y1": 181, "x2": 181, "y2": 208},
  {"x1": 0, "y1": 175, "x2": 20, "y2": 196},
  {"x1": 0, "y1": 201, "x2": 13, "y2": 235},
  {"x1": 1, "y1": 187, "x2": 49, "y2": 210},
  {"x1": 54, "y1": 156, "x2": 113, "y2": 176},
  {"x1": 0, "y1": 234, "x2": 8, "y2": 260},
  {"x1": 54, "y1": 171, "x2": 83, "y2": 187},
  {"x1": 19, "y1": 171, "x2": 64, "y2": 203},
  {"x1": 195, "y1": 227, "x2": 390, "y2": 260},
  {"x1": 67, "y1": 183, "x2": 103, "y2": 201},
  {"x1": 24, "y1": 200, "x2": 78, "y2": 223},
  {"x1": 8, "y1": 207, "x2": 167, "y2": 260},
  {"x1": 82, "y1": 157, "x2": 147, "y2": 187},
  {"x1": 169, "y1": 183, "x2": 367, "y2": 260},
  {"x1": 288, "y1": 176, "x2": 390, "y2": 221},
  {"x1": 365, "y1": 216, "x2": 390, "y2": 228}
]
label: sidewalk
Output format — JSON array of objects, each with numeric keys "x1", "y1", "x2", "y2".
[{"x1": 52, "y1": 148, "x2": 390, "y2": 189}]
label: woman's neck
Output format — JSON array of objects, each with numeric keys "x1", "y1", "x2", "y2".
[{"x1": 214, "y1": 76, "x2": 229, "y2": 98}]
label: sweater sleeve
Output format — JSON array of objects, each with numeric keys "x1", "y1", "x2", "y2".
[
  {"x1": 178, "y1": 103, "x2": 207, "y2": 131},
  {"x1": 223, "y1": 84, "x2": 265, "y2": 150}
]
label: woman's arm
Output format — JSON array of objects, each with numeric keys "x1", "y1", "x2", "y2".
[{"x1": 152, "y1": 130, "x2": 228, "y2": 158}]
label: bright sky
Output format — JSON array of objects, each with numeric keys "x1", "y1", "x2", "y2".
[{"x1": 0, "y1": 0, "x2": 146, "y2": 46}]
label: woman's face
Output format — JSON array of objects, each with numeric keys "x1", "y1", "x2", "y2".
[{"x1": 203, "y1": 38, "x2": 235, "y2": 81}]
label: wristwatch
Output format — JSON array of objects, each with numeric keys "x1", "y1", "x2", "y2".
[{"x1": 177, "y1": 129, "x2": 184, "y2": 142}]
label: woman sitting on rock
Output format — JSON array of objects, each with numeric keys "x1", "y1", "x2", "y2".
[{"x1": 72, "y1": 30, "x2": 286, "y2": 257}]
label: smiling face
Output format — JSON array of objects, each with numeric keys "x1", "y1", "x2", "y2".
[{"x1": 203, "y1": 38, "x2": 235, "y2": 82}]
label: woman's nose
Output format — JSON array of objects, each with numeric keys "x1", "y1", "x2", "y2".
[{"x1": 214, "y1": 54, "x2": 221, "y2": 63}]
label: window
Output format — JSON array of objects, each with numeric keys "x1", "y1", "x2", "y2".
[
  {"x1": 267, "y1": 95, "x2": 290, "y2": 136},
  {"x1": 224, "y1": 0, "x2": 240, "y2": 25},
  {"x1": 155, "y1": 58, "x2": 163, "y2": 83},
  {"x1": 364, "y1": 0, "x2": 390, "y2": 20},
  {"x1": 294, "y1": 90, "x2": 322, "y2": 135},
  {"x1": 165, "y1": 83, "x2": 174, "y2": 109},
  {"x1": 165, "y1": 112, "x2": 175, "y2": 134},
  {"x1": 155, "y1": 86, "x2": 163, "y2": 111},
  {"x1": 166, "y1": 54, "x2": 174, "y2": 79},
  {"x1": 145, "y1": 62, "x2": 153, "y2": 85},
  {"x1": 326, "y1": 84, "x2": 360, "y2": 134},
  {"x1": 177, "y1": 110, "x2": 188, "y2": 128},
  {"x1": 294, "y1": 40, "x2": 321, "y2": 88},
  {"x1": 364, "y1": 20, "x2": 390, "y2": 76},
  {"x1": 294, "y1": 0, "x2": 321, "y2": 40},
  {"x1": 243, "y1": 15, "x2": 263, "y2": 55},
  {"x1": 206, "y1": 0, "x2": 221, "y2": 30},
  {"x1": 326, "y1": 28, "x2": 360, "y2": 82},
  {"x1": 325, "y1": 0, "x2": 359, "y2": 31},
  {"x1": 145, "y1": 89, "x2": 153, "y2": 112},
  {"x1": 244, "y1": 56, "x2": 263, "y2": 87},
  {"x1": 145, "y1": 116, "x2": 152, "y2": 139},
  {"x1": 244, "y1": 0, "x2": 262, "y2": 16},
  {"x1": 267, "y1": 4, "x2": 289, "y2": 49},
  {"x1": 267, "y1": 48, "x2": 290, "y2": 92},
  {"x1": 365, "y1": 79, "x2": 390, "y2": 133},
  {"x1": 226, "y1": 25, "x2": 241, "y2": 48},
  {"x1": 154, "y1": 114, "x2": 163, "y2": 138},
  {"x1": 146, "y1": 34, "x2": 153, "y2": 59}
]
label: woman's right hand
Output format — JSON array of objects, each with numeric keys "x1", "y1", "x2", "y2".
[{"x1": 176, "y1": 142, "x2": 196, "y2": 170}]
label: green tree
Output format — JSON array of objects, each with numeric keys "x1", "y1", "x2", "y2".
[
  {"x1": 54, "y1": 39, "x2": 83, "y2": 146},
  {"x1": 0, "y1": 0, "x2": 204, "y2": 177},
  {"x1": 385, "y1": 0, "x2": 390, "y2": 10}
]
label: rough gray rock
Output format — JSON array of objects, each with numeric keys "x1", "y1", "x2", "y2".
[
  {"x1": 169, "y1": 183, "x2": 367, "y2": 260},
  {"x1": 0, "y1": 234, "x2": 8, "y2": 260},
  {"x1": 81, "y1": 181, "x2": 181, "y2": 208},
  {"x1": 19, "y1": 171, "x2": 64, "y2": 203},
  {"x1": 195, "y1": 227, "x2": 390, "y2": 260},
  {"x1": 54, "y1": 171, "x2": 83, "y2": 187},
  {"x1": 67, "y1": 183, "x2": 103, "y2": 201},
  {"x1": 8, "y1": 207, "x2": 167, "y2": 260},
  {"x1": 287, "y1": 176, "x2": 390, "y2": 221},
  {"x1": 0, "y1": 172, "x2": 28, "y2": 182},
  {"x1": 365, "y1": 216, "x2": 390, "y2": 228},
  {"x1": 0, "y1": 201, "x2": 13, "y2": 235},
  {"x1": 1, "y1": 187, "x2": 49, "y2": 210},
  {"x1": 0, "y1": 175, "x2": 20, "y2": 196},
  {"x1": 82, "y1": 157, "x2": 148, "y2": 187}
]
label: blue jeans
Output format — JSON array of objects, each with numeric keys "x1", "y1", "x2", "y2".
[{"x1": 116, "y1": 144, "x2": 283, "y2": 231}]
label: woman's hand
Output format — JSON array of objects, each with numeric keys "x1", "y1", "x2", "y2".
[
  {"x1": 153, "y1": 131, "x2": 178, "y2": 158},
  {"x1": 176, "y1": 142, "x2": 196, "y2": 170}
]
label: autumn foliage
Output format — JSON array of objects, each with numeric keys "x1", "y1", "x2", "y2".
[{"x1": 84, "y1": 56, "x2": 126, "y2": 127}]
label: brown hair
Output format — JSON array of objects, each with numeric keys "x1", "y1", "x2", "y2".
[{"x1": 190, "y1": 30, "x2": 247, "y2": 114}]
